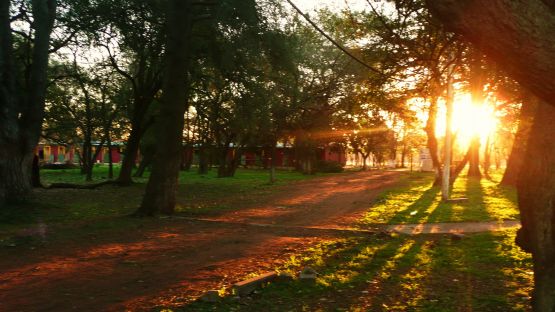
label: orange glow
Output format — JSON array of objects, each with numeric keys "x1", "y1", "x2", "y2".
[{"x1": 435, "y1": 93, "x2": 498, "y2": 148}]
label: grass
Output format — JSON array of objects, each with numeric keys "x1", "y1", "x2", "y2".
[
  {"x1": 172, "y1": 170, "x2": 531, "y2": 312},
  {"x1": 0, "y1": 165, "x2": 318, "y2": 237},
  {"x1": 359, "y1": 171, "x2": 519, "y2": 225},
  {"x1": 178, "y1": 230, "x2": 532, "y2": 312}
]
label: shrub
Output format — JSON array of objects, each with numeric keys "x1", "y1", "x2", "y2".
[{"x1": 316, "y1": 160, "x2": 344, "y2": 173}]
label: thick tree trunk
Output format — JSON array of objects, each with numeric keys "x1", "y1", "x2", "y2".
[
  {"x1": 0, "y1": 0, "x2": 56, "y2": 206},
  {"x1": 502, "y1": 95, "x2": 538, "y2": 186},
  {"x1": 0, "y1": 148, "x2": 33, "y2": 205},
  {"x1": 425, "y1": 0, "x2": 555, "y2": 105},
  {"x1": 517, "y1": 100, "x2": 555, "y2": 312},
  {"x1": 136, "y1": 0, "x2": 192, "y2": 216}
]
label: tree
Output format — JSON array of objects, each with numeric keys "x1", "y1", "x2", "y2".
[
  {"x1": 135, "y1": 0, "x2": 193, "y2": 216},
  {"x1": 424, "y1": 0, "x2": 555, "y2": 310},
  {"x1": 501, "y1": 93, "x2": 538, "y2": 186},
  {"x1": 44, "y1": 59, "x2": 122, "y2": 181},
  {"x1": 0, "y1": 0, "x2": 56, "y2": 206}
]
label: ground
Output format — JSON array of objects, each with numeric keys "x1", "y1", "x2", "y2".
[
  {"x1": 0, "y1": 168, "x2": 532, "y2": 311},
  {"x1": 0, "y1": 169, "x2": 398, "y2": 311}
]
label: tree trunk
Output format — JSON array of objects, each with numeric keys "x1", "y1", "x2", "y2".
[
  {"x1": 424, "y1": 0, "x2": 555, "y2": 105},
  {"x1": 361, "y1": 152, "x2": 367, "y2": 170},
  {"x1": 107, "y1": 138, "x2": 113, "y2": 180},
  {"x1": 467, "y1": 136, "x2": 481, "y2": 177},
  {"x1": 0, "y1": 148, "x2": 33, "y2": 205},
  {"x1": 136, "y1": 0, "x2": 192, "y2": 216},
  {"x1": 483, "y1": 134, "x2": 492, "y2": 179},
  {"x1": 0, "y1": 0, "x2": 56, "y2": 206},
  {"x1": 269, "y1": 144, "x2": 276, "y2": 183},
  {"x1": 117, "y1": 125, "x2": 142, "y2": 185},
  {"x1": 181, "y1": 145, "x2": 193, "y2": 171},
  {"x1": 134, "y1": 144, "x2": 155, "y2": 177},
  {"x1": 425, "y1": 96, "x2": 443, "y2": 186},
  {"x1": 32, "y1": 154, "x2": 42, "y2": 188},
  {"x1": 198, "y1": 145, "x2": 209, "y2": 175},
  {"x1": 450, "y1": 145, "x2": 471, "y2": 185},
  {"x1": 502, "y1": 94, "x2": 538, "y2": 186},
  {"x1": 517, "y1": 100, "x2": 555, "y2": 312}
]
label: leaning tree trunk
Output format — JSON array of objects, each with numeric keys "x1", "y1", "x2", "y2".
[
  {"x1": 117, "y1": 124, "x2": 142, "y2": 185},
  {"x1": 517, "y1": 100, "x2": 555, "y2": 312},
  {"x1": 134, "y1": 143, "x2": 156, "y2": 178},
  {"x1": 136, "y1": 0, "x2": 192, "y2": 216},
  {"x1": 467, "y1": 136, "x2": 481, "y2": 177},
  {"x1": 502, "y1": 94, "x2": 538, "y2": 186}
]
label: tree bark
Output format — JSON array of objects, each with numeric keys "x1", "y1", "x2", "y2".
[
  {"x1": 136, "y1": 0, "x2": 192, "y2": 216},
  {"x1": 0, "y1": 0, "x2": 56, "y2": 206},
  {"x1": 425, "y1": 0, "x2": 555, "y2": 105},
  {"x1": 32, "y1": 154, "x2": 42, "y2": 188},
  {"x1": 502, "y1": 94, "x2": 538, "y2": 186},
  {"x1": 517, "y1": 100, "x2": 555, "y2": 312}
]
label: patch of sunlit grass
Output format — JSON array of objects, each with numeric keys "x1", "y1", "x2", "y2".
[
  {"x1": 359, "y1": 172, "x2": 519, "y2": 225},
  {"x1": 180, "y1": 229, "x2": 532, "y2": 312}
]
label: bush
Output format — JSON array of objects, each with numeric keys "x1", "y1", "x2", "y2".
[{"x1": 316, "y1": 160, "x2": 344, "y2": 173}]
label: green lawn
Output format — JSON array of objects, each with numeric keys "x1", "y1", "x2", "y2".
[
  {"x1": 0, "y1": 166, "x2": 316, "y2": 236},
  {"x1": 359, "y1": 171, "x2": 519, "y2": 225}
]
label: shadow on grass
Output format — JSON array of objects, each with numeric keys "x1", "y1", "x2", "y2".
[
  {"x1": 360, "y1": 172, "x2": 520, "y2": 226},
  {"x1": 179, "y1": 231, "x2": 532, "y2": 312}
]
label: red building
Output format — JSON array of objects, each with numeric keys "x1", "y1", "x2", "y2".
[{"x1": 36, "y1": 141, "x2": 123, "y2": 164}]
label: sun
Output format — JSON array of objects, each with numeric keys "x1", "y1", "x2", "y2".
[{"x1": 436, "y1": 93, "x2": 498, "y2": 149}]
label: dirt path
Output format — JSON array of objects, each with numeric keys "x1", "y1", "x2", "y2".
[{"x1": 0, "y1": 170, "x2": 402, "y2": 312}]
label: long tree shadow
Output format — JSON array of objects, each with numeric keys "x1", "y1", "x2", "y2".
[{"x1": 182, "y1": 231, "x2": 533, "y2": 312}]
